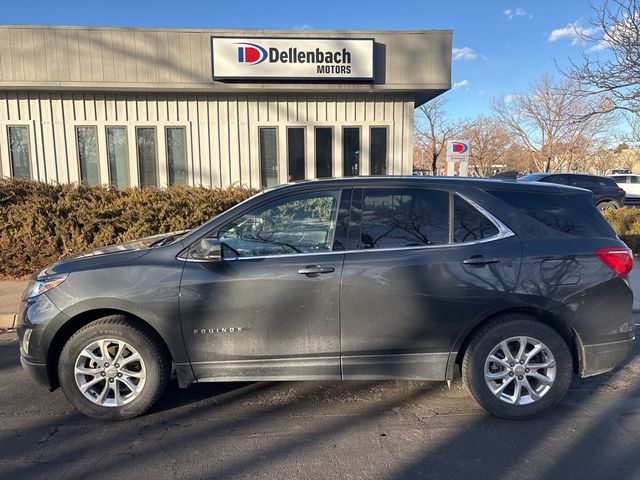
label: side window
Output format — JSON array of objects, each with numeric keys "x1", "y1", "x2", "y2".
[
  {"x1": 486, "y1": 189, "x2": 610, "y2": 237},
  {"x1": 454, "y1": 196, "x2": 499, "y2": 243},
  {"x1": 568, "y1": 176, "x2": 600, "y2": 189},
  {"x1": 218, "y1": 190, "x2": 341, "y2": 258},
  {"x1": 360, "y1": 189, "x2": 449, "y2": 249},
  {"x1": 631, "y1": 176, "x2": 640, "y2": 184}
]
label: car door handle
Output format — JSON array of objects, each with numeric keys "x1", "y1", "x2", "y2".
[
  {"x1": 462, "y1": 256, "x2": 500, "y2": 266},
  {"x1": 297, "y1": 265, "x2": 335, "y2": 275}
]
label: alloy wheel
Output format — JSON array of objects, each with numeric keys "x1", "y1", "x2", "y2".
[
  {"x1": 74, "y1": 338, "x2": 147, "y2": 407},
  {"x1": 484, "y1": 336, "x2": 557, "y2": 405}
]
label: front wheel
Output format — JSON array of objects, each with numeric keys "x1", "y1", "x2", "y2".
[
  {"x1": 58, "y1": 316, "x2": 170, "y2": 420},
  {"x1": 462, "y1": 315, "x2": 573, "y2": 419}
]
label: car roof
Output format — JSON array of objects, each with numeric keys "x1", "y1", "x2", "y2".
[{"x1": 267, "y1": 176, "x2": 588, "y2": 195}]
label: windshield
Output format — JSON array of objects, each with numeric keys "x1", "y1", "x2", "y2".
[{"x1": 519, "y1": 174, "x2": 547, "y2": 182}]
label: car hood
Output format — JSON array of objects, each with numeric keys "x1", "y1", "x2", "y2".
[
  {"x1": 67, "y1": 231, "x2": 188, "y2": 259},
  {"x1": 41, "y1": 230, "x2": 188, "y2": 276}
]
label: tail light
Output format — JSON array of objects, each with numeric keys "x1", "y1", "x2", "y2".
[{"x1": 596, "y1": 247, "x2": 634, "y2": 277}]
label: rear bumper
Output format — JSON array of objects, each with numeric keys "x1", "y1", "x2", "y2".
[{"x1": 580, "y1": 337, "x2": 635, "y2": 378}]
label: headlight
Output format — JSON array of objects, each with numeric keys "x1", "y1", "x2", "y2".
[{"x1": 22, "y1": 274, "x2": 68, "y2": 300}]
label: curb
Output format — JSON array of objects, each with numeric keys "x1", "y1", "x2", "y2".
[{"x1": 0, "y1": 313, "x2": 16, "y2": 329}]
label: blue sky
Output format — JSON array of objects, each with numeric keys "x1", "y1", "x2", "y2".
[{"x1": 1, "y1": 0, "x2": 599, "y2": 121}]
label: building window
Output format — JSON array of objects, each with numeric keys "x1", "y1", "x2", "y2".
[
  {"x1": 136, "y1": 127, "x2": 157, "y2": 187},
  {"x1": 166, "y1": 127, "x2": 187, "y2": 185},
  {"x1": 343, "y1": 127, "x2": 360, "y2": 177},
  {"x1": 8, "y1": 126, "x2": 31, "y2": 180},
  {"x1": 259, "y1": 127, "x2": 278, "y2": 188},
  {"x1": 315, "y1": 127, "x2": 333, "y2": 178},
  {"x1": 287, "y1": 127, "x2": 305, "y2": 181},
  {"x1": 370, "y1": 127, "x2": 388, "y2": 176},
  {"x1": 106, "y1": 127, "x2": 129, "y2": 189},
  {"x1": 76, "y1": 127, "x2": 100, "y2": 186}
]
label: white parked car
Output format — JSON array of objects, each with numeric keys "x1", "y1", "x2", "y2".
[{"x1": 610, "y1": 174, "x2": 640, "y2": 204}]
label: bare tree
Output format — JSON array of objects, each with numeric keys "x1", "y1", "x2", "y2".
[
  {"x1": 567, "y1": 0, "x2": 640, "y2": 115},
  {"x1": 460, "y1": 117, "x2": 511, "y2": 177},
  {"x1": 585, "y1": 148, "x2": 620, "y2": 175},
  {"x1": 492, "y1": 75, "x2": 615, "y2": 172},
  {"x1": 414, "y1": 97, "x2": 461, "y2": 175}
]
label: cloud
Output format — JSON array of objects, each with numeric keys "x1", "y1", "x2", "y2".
[
  {"x1": 453, "y1": 80, "x2": 470, "y2": 89},
  {"x1": 293, "y1": 23, "x2": 313, "y2": 30},
  {"x1": 548, "y1": 23, "x2": 598, "y2": 45},
  {"x1": 504, "y1": 8, "x2": 527, "y2": 20},
  {"x1": 589, "y1": 13, "x2": 638, "y2": 51},
  {"x1": 452, "y1": 47, "x2": 477, "y2": 61},
  {"x1": 504, "y1": 94, "x2": 516, "y2": 103}
]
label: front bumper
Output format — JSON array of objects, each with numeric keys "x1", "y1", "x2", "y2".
[
  {"x1": 20, "y1": 356, "x2": 52, "y2": 389},
  {"x1": 580, "y1": 337, "x2": 636, "y2": 377},
  {"x1": 16, "y1": 293, "x2": 68, "y2": 390}
]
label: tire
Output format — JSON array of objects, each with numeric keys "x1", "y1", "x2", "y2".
[
  {"x1": 58, "y1": 315, "x2": 170, "y2": 420},
  {"x1": 597, "y1": 200, "x2": 619, "y2": 211},
  {"x1": 462, "y1": 314, "x2": 572, "y2": 420}
]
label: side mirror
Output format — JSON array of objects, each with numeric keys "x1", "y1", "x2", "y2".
[{"x1": 189, "y1": 238, "x2": 222, "y2": 261}]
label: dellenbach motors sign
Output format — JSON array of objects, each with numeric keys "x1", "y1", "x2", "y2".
[{"x1": 212, "y1": 37, "x2": 374, "y2": 80}]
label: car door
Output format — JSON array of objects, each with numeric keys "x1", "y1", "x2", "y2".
[
  {"x1": 179, "y1": 188, "x2": 351, "y2": 381},
  {"x1": 340, "y1": 186, "x2": 522, "y2": 380}
]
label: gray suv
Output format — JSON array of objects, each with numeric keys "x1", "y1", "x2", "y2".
[{"x1": 17, "y1": 177, "x2": 635, "y2": 420}]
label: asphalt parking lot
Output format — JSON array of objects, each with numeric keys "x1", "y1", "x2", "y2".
[{"x1": 1, "y1": 323, "x2": 639, "y2": 480}]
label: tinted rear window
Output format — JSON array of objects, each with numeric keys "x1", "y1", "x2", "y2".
[{"x1": 486, "y1": 189, "x2": 613, "y2": 237}]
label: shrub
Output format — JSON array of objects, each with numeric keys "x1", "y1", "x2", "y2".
[
  {"x1": 0, "y1": 179, "x2": 256, "y2": 279},
  {"x1": 602, "y1": 207, "x2": 640, "y2": 254}
]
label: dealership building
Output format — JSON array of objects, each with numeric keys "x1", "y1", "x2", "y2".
[{"x1": 0, "y1": 26, "x2": 451, "y2": 189}]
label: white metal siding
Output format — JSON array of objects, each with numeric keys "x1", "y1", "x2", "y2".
[{"x1": 0, "y1": 91, "x2": 414, "y2": 188}]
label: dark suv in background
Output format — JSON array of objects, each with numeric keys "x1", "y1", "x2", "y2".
[
  {"x1": 519, "y1": 173, "x2": 626, "y2": 210},
  {"x1": 17, "y1": 177, "x2": 635, "y2": 421}
]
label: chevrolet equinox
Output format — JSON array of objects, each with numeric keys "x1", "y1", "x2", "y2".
[{"x1": 17, "y1": 177, "x2": 635, "y2": 420}]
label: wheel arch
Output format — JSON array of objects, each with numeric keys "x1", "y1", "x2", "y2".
[
  {"x1": 450, "y1": 307, "x2": 581, "y2": 379},
  {"x1": 46, "y1": 309, "x2": 173, "y2": 390}
]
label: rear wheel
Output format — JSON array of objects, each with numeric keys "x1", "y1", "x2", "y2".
[
  {"x1": 58, "y1": 316, "x2": 170, "y2": 420},
  {"x1": 597, "y1": 200, "x2": 620, "y2": 211},
  {"x1": 462, "y1": 315, "x2": 573, "y2": 419}
]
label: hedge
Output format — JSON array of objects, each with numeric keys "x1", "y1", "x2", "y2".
[
  {"x1": 601, "y1": 207, "x2": 640, "y2": 254},
  {"x1": 0, "y1": 179, "x2": 255, "y2": 279}
]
